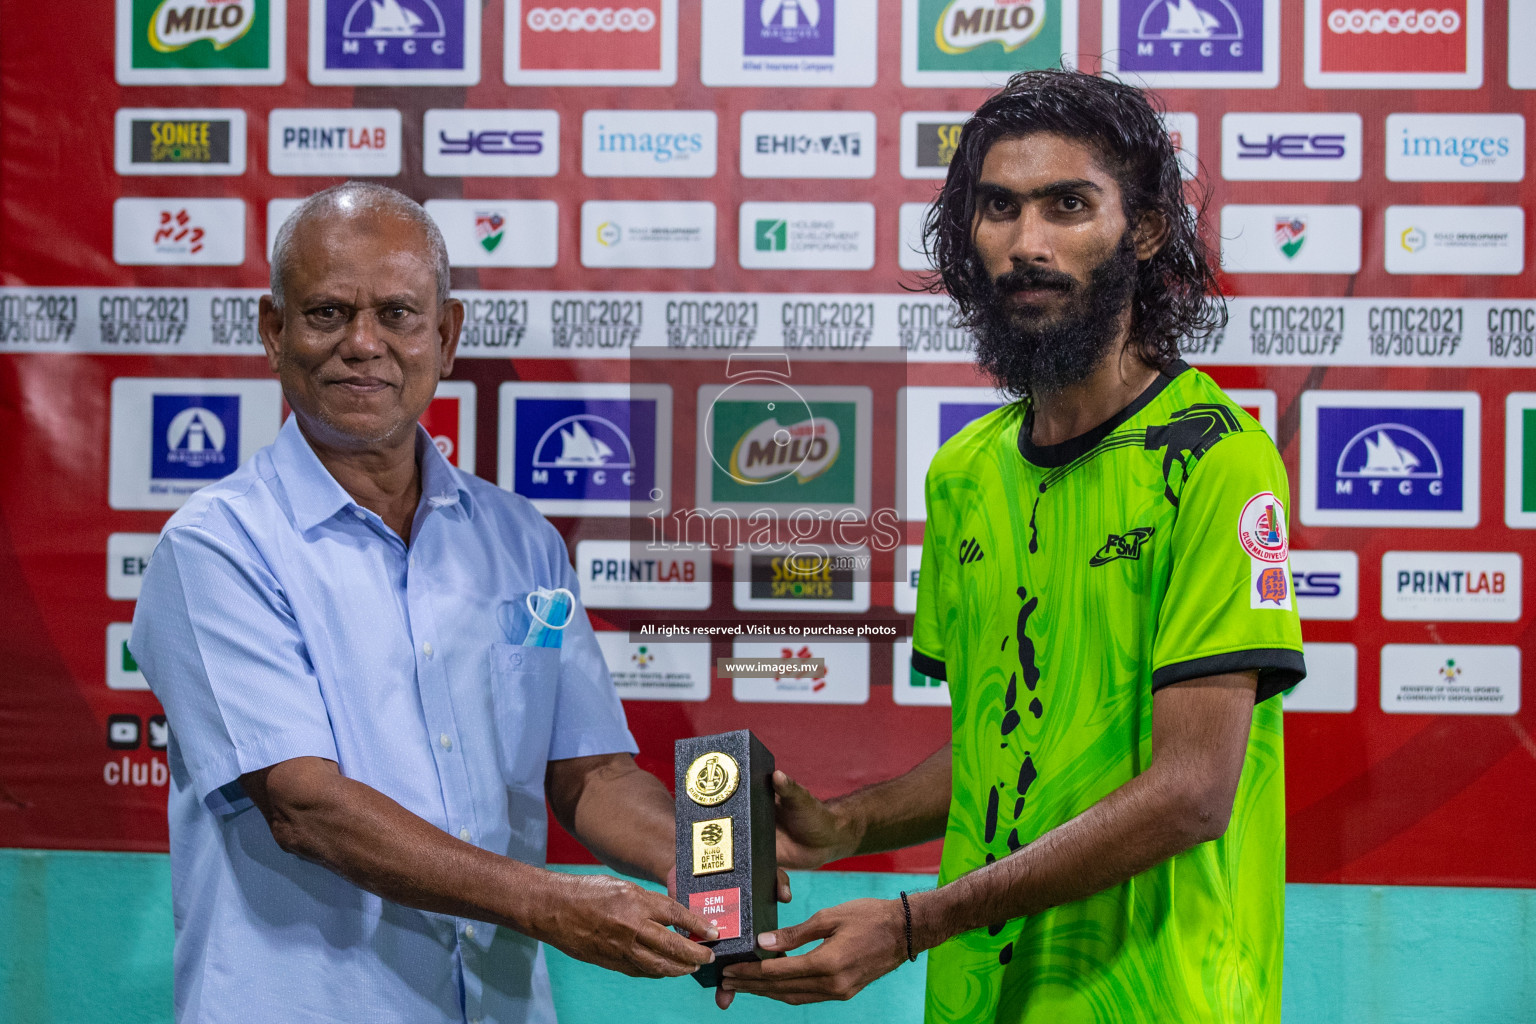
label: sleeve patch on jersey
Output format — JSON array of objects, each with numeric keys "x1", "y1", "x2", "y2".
[
  {"x1": 1239, "y1": 491, "x2": 1289, "y2": 563},
  {"x1": 1251, "y1": 559, "x2": 1294, "y2": 610}
]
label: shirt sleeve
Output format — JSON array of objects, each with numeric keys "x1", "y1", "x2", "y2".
[
  {"x1": 130, "y1": 524, "x2": 339, "y2": 806},
  {"x1": 911, "y1": 467, "x2": 949, "y2": 682},
  {"x1": 1151, "y1": 429, "x2": 1307, "y2": 704},
  {"x1": 546, "y1": 538, "x2": 638, "y2": 762}
]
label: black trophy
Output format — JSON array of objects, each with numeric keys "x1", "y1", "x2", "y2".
[{"x1": 674, "y1": 729, "x2": 781, "y2": 987}]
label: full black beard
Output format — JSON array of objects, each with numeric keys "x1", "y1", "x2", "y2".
[{"x1": 970, "y1": 233, "x2": 1140, "y2": 399}]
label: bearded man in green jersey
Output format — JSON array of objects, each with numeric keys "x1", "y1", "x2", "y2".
[{"x1": 717, "y1": 69, "x2": 1307, "y2": 1023}]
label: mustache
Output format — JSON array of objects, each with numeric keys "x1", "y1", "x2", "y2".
[{"x1": 992, "y1": 265, "x2": 1078, "y2": 295}]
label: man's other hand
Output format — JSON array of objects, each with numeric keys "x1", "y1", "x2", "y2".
[
  {"x1": 715, "y1": 898, "x2": 907, "y2": 1008},
  {"x1": 773, "y1": 770, "x2": 861, "y2": 870},
  {"x1": 537, "y1": 874, "x2": 719, "y2": 978}
]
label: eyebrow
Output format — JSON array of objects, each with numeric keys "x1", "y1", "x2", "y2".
[{"x1": 974, "y1": 178, "x2": 1106, "y2": 205}]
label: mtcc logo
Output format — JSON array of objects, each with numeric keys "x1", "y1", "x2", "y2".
[{"x1": 1335, "y1": 423, "x2": 1445, "y2": 496}]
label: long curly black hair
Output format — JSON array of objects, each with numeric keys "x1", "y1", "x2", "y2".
[{"x1": 923, "y1": 69, "x2": 1225, "y2": 369}]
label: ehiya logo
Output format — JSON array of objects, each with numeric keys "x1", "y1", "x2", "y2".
[
  {"x1": 149, "y1": 0, "x2": 256, "y2": 51},
  {"x1": 526, "y1": 6, "x2": 656, "y2": 31},
  {"x1": 1326, "y1": 8, "x2": 1461, "y2": 34},
  {"x1": 1400, "y1": 226, "x2": 1427, "y2": 252},
  {"x1": 936, "y1": 0, "x2": 1046, "y2": 54}
]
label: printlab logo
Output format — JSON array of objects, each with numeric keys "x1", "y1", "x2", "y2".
[
  {"x1": 150, "y1": 395, "x2": 239, "y2": 481},
  {"x1": 313, "y1": 0, "x2": 476, "y2": 84},
  {"x1": 268, "y1": 109, "x2": 402, "y2": 176},
  {"x1": 906, "y1": 0, "x2": 1073, "y2": 85},
  {"x1": 118, "y1": 0, "x2": 283, "y2": 84},
  {"x1": 1275, "y1": 217, "x2": 1306, "y2": 259},
  {"x1": 1307, "y1": 1, "x2": 1481, "y2": 88},
  {"x1": 745, "y1": 0, "x2": 835, "y2": 55}
]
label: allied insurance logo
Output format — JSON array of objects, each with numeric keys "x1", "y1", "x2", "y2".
[
  {"x1": 1102, "y1": 0, "x2": 1279, "y2": 87},
  {"x1": 702, "y1": 0, "x2": 876, "y2": 86},
  {"x1": 899, "y1": 111, "x2": 968, "y2": 179},
  {"x1": 309, "y1": 0, "x2": 480, "y2": 85},
  {"x1": 506, "y1": 0, "x2": 676, "y2": 85},
  {"x1": 902, "y1": 0, "x2": 1077, "y2": 87},
  {"x1": 746, "y1": 0, "x2": 835, "y2": 55},
  {"x1": 116, "y1": 0, "x2": 285, "y2": 84},
  {"x1": 1304, "y1": 0, "x2": 1483, "y2": 89},
  {"x1": 108, "y1": 378, "x2": 282, "y2": 510},
  {"x1": 497, "y1": 383, "x2": 673, "y2": 517},
  {"x1": 424, "y1": 109, "x2": 560, "y2": 177},
  {"x1": 115, "y1": 108, "x2": 247, "y2": 176},
  {"x1": 267, "y1": 109, "x2": 402, "y2": 177},
  {"x1": 698, "y1": 383, "x2": 871, "y2": 511},
  {"x1": 1221, "y1": 113, "x2": 1362, "y2": 182},
  {"x1": 1300, "y1": 390, "x2": 1481, "y2": 528}
]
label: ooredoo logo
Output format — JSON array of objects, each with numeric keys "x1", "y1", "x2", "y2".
[
  {"x1": 1307, "y1": 0, "x2": 1481, "y2": 87},
  {"x1": 1326, "y1": 7, "x2": 1460, "y2": 34},
  {"x1": 526, "y1": 5, "x2": 655, "y2": 31},
  {"x1": 506, "y1": 0, "x2": 674, "y2": 83}
]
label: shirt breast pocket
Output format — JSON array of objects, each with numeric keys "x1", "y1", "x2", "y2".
[{"x1": 489, "y1": 643, "x2": 561, "y2": 793}]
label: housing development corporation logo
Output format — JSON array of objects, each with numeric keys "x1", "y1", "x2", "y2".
[
  {"x1": 1103, "y1": 0, "x2": 1277, "y2": 86},
  {"x1": 117, "y1": 0, "x2": 283, "y2": 84},
  {"x1": 1300, "y1": 390, "x2": 1480, "y2": 527},
  {"x1": 904, "y1": 0, "x2": 1074, "y2": 86},
  {"x1": 498, "y1": 384, "x2": 672, "y2": 517},
  {"x1": 745, "y1": 0, "x2": 835, "y2": 55},
  {"x1": 1306, "y1": 0, "x2": 1482, "y2": 89},
  {"x1": 311, "y1": 0, "x2": 478, "y2": 84},
  {"x1": 506, "y1": 0, "x2": 673, "y2": 84},
  {"x1": 737, "y1": 202, "x2": 875, "y2": 270}
]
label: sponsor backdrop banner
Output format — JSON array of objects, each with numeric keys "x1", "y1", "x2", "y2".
[{"x1": 1, "y1": 1, "x2": 1533, "y2": 888}]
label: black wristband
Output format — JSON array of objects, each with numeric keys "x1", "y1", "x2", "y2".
[{"x1": 899, "y1": 890, "x2": 916, "y2": 962}]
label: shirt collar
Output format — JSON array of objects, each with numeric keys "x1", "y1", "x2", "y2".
[{"x1": 272, "y1": 416, "x2": 475, "y2": 534}]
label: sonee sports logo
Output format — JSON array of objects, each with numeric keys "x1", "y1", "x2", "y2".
[
  {"x1": 958, "y1": 536, "x2": 985, "y2": 565},
  {"x1": 1089, "y1": 526, "x2": 1155, "y2": 566}
]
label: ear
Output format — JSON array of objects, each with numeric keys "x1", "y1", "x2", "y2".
[
  {"x1": 1133, "y1": 210, "x2": 1170, "y2": 261},
  {"x1": 257, "y1": 295, "x2": 284, "y2": 375},
  {"x1": 436, "y1": 297, "x2": 464, "y2": 378}
]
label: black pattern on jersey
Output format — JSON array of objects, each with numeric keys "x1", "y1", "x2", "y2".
[
  {"x1": 958, "y1": 537, "x2": 985, "y2": 565},
  {"x1": 1026, "y1": 404, "x2": 1241, "y2": 553},
  {"x1": 986, "y1": 586, "x2": 1044, "y2": 953}
]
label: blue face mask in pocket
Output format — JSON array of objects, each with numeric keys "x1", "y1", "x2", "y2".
[{"x1": 523, "y1": 587, "x2": 575, "y2": 648}]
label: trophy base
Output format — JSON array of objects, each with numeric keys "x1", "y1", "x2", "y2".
[{"x1": 693, "y1": 946, "x2": 781, "y2": 988}]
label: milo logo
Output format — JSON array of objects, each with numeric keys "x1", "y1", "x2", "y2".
[
  {"x1": 730, "y1": 416, "x2": 840, "y2": 485},
  {"x1": 124, "y1": 0, "x2": 275, "y2": 79},
  {"x1": 149, "y1": 0, "x2": 255, "y2": 51},
  {"x1": 936, "y1": 0, "x2": 1046, "y2": 54}
]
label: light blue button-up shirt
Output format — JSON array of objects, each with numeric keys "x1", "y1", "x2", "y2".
[{"x1": 131, "y1": 416, "x2": 637, "y2": 1024}]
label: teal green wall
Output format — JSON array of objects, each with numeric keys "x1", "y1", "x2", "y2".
[{"x1": 2, "y1": 850, "x2": 1532, "y2": 1024}]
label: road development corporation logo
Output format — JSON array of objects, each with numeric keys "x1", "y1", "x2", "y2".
[
  {"x1": 1289, "y1": 549, "x2": 1358, "y2": 620},
  {"x1": 506, "y1": 0, "x2": 676, "y2": 85},
  {"x1": 583, "y1": 110, "x2": 716, "y2": 178},
  {"x1": 575, "y1": 539, "x2": 711, "y2": 609},
  {"x1": 497, "y1": 383, "x2": 672, "y2": 517},
  {"x1": 581, "y1": 201, "x2": 716, "y2": 269},
  {"x1": 698, "y1": 383, "x2": 871, "y2": 511},
  {"x1": 116, "y1": 0, "x2": 284, "y2": 84},
  {"x1": 310, "y1": 0, "x2": 479, "y2": 84},
  {"x1": 115, "y1": 109, "x2": 246, "y2": 176},
  {"x1": 420, "y1": 380, "x2": 476, "y2": 472},
  {"x1": 267, "y1": 109, "x2": 402, "y2": 176},
  {"x1": 1380, "y1": 643, "x2": 1520, "y2": 716},
  {"x1": 1381, "y1": 551, "x2": 1521, "y2": 622},
  {"x1": 738, "y1": 202, "x2": 875, "y2": 270},
  {"x1": 733, "y1": 547, "x2": 872, "y2": 612},
  {"x1": 1385, "y1": 114, "x2": 1524, "y2": 182},
  {"x1": 896, "y1": 387, "x2": 1005, "y2": 519},
  {"x1": 1506, "y1": 393, "x2": 1536, "y2": 528},
  {"x1": 1384, "y1": 206, "x2": 1524, "y2": 276},
  {"x1": 423, "y1": 109, "x2": 560, "y2": 177},
  {"x1": 1102, "y1": 0, "x2": 1279, "y2": 87},
  {"x1": 1221, "y1": 113, "x2": 1361, "y2": 182},
  {"x1": 899, "y1": 111, "x2": 969, "y2": 179},
  {"x1": 1220, "y1": 205, "x2": 1361, "y2": 274},
  {"x1": 424, "y1": 200, "x2": 559, "y2": 268},
  {"x1": 740, "y1": 111, "x2": 875, "y2": 179},
  {"x1": 594, "y1": 633, "x2": 711, "y2": 701},
  {"x1": 1300, "y1": 389, "x2": 1480, "y2": 528},
  {"x1": 113, "y1": 198, "x2": 246, "y2": 266},
  {"x1": 702, "y1": 0, "x2": 875, "y2": 86},
  {"x1": 1304, "y1": 0, "x2": 1483, "y2": 89},
  {"x1": 731, "y1": 638, "x2": 870, "y2": 704},
  {"x1": 903, "y1": 0, "x2": 1078, "y2": 87},
  {"x1": 109, "y1": 378, "x2": 282, "y2": 509}
]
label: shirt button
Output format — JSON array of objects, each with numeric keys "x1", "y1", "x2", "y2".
[
  {"x1": 439, "y1": 733, "x2": 452, "y2": 751},
  {"x1": 422, "y1": 641, "x2": 433, "y2": 658},
  {"x1": 459, "y1": 828, "x2": 472, "y2": 842},
  {"x1": 464, "y1": 924, "x2": 476, "y2": 940},
  {"x1": 352, "y1": 509, "x2": 366, "y2": 520}
]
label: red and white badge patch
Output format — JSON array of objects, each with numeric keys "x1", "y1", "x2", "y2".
[{"x1": 1239, "y1": 492, "x2": 1289, "y2": 563}]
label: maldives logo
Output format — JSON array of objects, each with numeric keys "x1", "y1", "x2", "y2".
[
  {"x1": 475, "y1": 212, "x2": 505, "y2": 252},
  {"x1": 1274, "y1": 217, "x2": 1307, "y2": 259},
  {"x1": 746, "y1": 0, "x2": 835, "y2": 55},
  {"x1": 154, "y1": 209, "x2": 205, "y2": 256}
]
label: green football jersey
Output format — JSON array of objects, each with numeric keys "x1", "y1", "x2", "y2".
[{"x1": 913, "y1": 362, "x2": 1304, "y2": 1024}]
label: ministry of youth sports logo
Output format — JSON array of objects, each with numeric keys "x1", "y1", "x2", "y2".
[{"x1": 1238, "y1": 491, "x2": 1288, "y2": 562}]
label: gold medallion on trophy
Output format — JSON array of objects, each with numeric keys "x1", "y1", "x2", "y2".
[{"x1": 684, "y1": 751, "x2": 740, "y2": 807}]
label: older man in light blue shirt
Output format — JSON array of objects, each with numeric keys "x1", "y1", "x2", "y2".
[{"x1": 131, "y1": 182, "x2": 719, "y2": 1023}]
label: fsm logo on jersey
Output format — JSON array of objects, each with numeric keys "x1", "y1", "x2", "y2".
[
  {"x1": 116, "y1": 0, "x2": 285, "y2": 84},
  {"x1": 109, "y1": 378, "x2": 282, "y2": 509},
  {"x1": 903, "y1": 0, "x2": 1078, "y2": 87},
  {"x1": 498, "y1": 383, "x2": 672, "y2": 517},
  {"x1": 1300, "y1": 390, "x2": 1480, "y2": 527},
  {"x1": 506, "y1": 0, "x2": 676, "y2": 85},
  {"x1": 1102, "y1": 0, "x2": 1279, "y2": 88},
  {"x1": 310, "y1": 0, "x2": 479, "y2": 84},
  {"x1": 1305, "y1": 0, "x2": 1483, "y2": 89}
]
